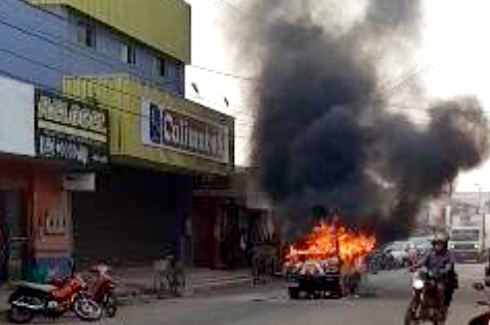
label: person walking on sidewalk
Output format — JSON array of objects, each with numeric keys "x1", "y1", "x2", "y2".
[{"x1": 180, "y1": 213, "x2": 193, "y2": 267}]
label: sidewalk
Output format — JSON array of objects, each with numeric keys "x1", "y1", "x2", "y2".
[
  {"x1": 111, "y1": 266, "x2": 253, "y2": 301},
  {"x1": 0, "y1": 266, "x2": 253, "y2": 311}
]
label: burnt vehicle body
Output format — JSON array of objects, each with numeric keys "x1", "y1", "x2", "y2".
[{"x1": 284, "y1": 259, "x2": 343, "y2": 299}]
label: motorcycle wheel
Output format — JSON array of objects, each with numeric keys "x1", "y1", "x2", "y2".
[
  {"x1": 104, "y1": 293, "x2": 118, "y2": 318},
  {"x1": 7, "y1": 306, "x2": 34, "y2": 324},
  {"x1": 73, "y1": 297, "x2": 102, "y2": 321},
  {"x1": 288, "y1": 287, "x2": 300, "y2": 299},
  {"x1": 468, "y1": 312, "x2": 490, "y2": 325},
  {"x1": 404, "y1": 299, "x2": 421, "y2": 325},
  {"x1": 432, "y1": 306, "x2": 447, "y2": 325}
]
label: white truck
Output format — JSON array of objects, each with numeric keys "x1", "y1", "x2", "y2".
[{"x1": 449, "y1": 225, "x2": 485, "y2": 262}]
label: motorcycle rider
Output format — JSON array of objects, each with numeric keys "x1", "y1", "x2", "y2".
[{"x1": 412, "y1": 231, "x2": 457, "y2": 317}]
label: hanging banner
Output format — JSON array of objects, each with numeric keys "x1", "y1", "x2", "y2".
[{"x1": 34, "y1": 90, "x2": 109, "y2": 166}]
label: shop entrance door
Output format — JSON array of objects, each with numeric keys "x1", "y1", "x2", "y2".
[{"x1": 0, "y1": 191, "x2": 28, "y2": 283}]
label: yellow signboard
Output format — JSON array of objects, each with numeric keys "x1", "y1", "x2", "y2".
[{"x1": 63, "y1": 74, "x2": 234, "y2": 175}]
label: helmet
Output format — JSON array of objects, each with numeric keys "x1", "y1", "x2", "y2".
[{"x1": 430, "y1": 231, "x2": 449, "y2": 244}]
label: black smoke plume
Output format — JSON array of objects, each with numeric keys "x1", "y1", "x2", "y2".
[{"x1": 242, "y1": 0, "x2": 489, "y2": 241}]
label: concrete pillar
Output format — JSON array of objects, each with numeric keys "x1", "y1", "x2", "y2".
[{"x1": 27, "y1": 172, "x2": 72, "y2": 283}]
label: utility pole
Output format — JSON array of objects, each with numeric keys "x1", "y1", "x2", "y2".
[
  {"x1": 477, "y1": 184, "x2": 483, "y2": 213},
  {"x1": 445, "y1": 182, "x2": 453, "y2": 228},
  {"x1": 476, "y1": 183, "x2": 486, "y2": 255}
]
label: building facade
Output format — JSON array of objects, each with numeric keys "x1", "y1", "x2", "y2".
[
  {"x1": 0, "y1": 0, "x2": 185, "y2": 94},
  {"x1": 0, "y1": 0, "x2": 234, "y2": 282},
  {"x1": 192, "y1": 167, "x2": 276, "y2": 269},
  {"x1": 0, "y1": 74, "x2": 110, "y2": 282}
]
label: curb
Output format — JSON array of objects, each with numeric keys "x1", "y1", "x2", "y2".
[{"x1": 116, "y1": 276, "x2": 253, "y2": 304}]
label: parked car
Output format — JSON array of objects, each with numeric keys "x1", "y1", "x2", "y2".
[
  {"x1": 383, "y1": 241, "x2": 409, "y2": 267},
  {"x1": 407, "y1": 236, "x2": 431, "y2": 256}
]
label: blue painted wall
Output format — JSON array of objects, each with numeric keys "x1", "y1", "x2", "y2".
[{"x1": 0, "y1": 0, "x2": 185, "y2": 95}]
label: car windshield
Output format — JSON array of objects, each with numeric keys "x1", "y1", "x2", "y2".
[{"x1": 451, "y1": 229, "x2": 480, "y2": 241}]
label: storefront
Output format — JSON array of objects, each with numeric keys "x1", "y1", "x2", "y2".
[
  {"x1": 29, "y1": 89, "x2": 109, "y2": 281},
  {"x1": 192, "y1": 170, "x2": 277, "y2": 269},
  {"x1": 71, "y1": 166, "x2": 193, "y2": 267},
  {"x1": 62, "y1": 75, "x2": 234, "y2": 267},
  {"x1": 0, "y1": 75, "x2": 109, "y2": 284}
]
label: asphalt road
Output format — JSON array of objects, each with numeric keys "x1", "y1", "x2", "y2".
[{"x1": 7, "y1": 264, "x2": 489, "y2": 325}]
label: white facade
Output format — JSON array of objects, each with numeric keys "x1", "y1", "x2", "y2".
[{"x1": 0, "y1": 75, "x2": 35, "y2": 157}]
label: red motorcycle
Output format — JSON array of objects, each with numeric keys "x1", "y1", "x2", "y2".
[
  {"x1": 85, "y1": 264, "x2": 117, "y2": 317},
  {"x1": 7, "y1": 269, "x2": 102, "y2": 324}
]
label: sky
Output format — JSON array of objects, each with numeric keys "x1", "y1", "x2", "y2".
[{"x1": 185, "y1": 0, "x2": 490, "y2": 193}]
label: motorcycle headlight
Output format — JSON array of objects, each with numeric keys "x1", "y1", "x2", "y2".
[{"x1": 413, "y1": 279, "x2": 424, "y2": 290}]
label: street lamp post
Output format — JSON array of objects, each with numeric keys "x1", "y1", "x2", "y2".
[
  {"x1": 476, "y1": 183, "x2": 486, "y2": 259},
  {"x1": 476, "y1": 184, "x2": 483, "y2": 213}
]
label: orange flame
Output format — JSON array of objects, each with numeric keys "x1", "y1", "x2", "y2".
[{"x1": 285, "y1": 220, "x2": 376, "y2": 269}]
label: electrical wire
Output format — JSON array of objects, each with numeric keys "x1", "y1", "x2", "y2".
[
  {"x1": 1, "y1": 0, "x2": 459, "y2": 118},
  {"x1": 3, "y1": 0, "x2": 488, "y2": 130},
  {"x1": 9, "y1": 0, "x2": 258, "y2": 82}
]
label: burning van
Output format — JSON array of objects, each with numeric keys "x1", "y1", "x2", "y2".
[{"x1": 283, "y1": 220, "x2": 375, "y2": 299}]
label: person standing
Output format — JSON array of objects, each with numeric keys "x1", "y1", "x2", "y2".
[
  {"x1": 239, "y1": 228, "x2": 247, "y2": 267},
  {"x1": 0, "y1": 216, "x2": 9, "y2": 285},
  {"x1": 485, "y1": 250, "x2": 490, "y2": 286},
  {"x1": 406, "y1": 242, "x2": 418, "y2": 268},
  {"x1": 180, "y1": 213, "x2": 193, "y2": 267}
]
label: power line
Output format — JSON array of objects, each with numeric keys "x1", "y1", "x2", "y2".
[
  {"x1": 0, "y1": 64, "x2": 256, "y2": 150},
  {"x1": 0, "y1": 12, "x2": 256, "y2": 123},
  {"x1": 9, "y1": 0, "x2": 258, "y2": 83},
  {"x1": 207, "y1": 0, "x2": 248, "y2": 15},
  {"x1": 0, "y1": 0, "x2": 450, "y2": 116},
  {"x1": 0, "y1": 11, "x2": 242, "y2": 121},
  {"x1": 3, "y1": 0, "x2": 261, "y2": 120},
  {"x1": 0, "y1": 57, "x2": 266, "y2": 150},
  {"x1": 0, "y1": 49, "x2": 162, "y2": 118},
  {"x1": 187, "y1": 65, "x2": 256, "y2": 81},
  {"x1": 0, "y1": 45, "x2": 242, "y2": 134},
  {"x1": 0, "y1": 9, "x2": 178, "y2": 91},
  {"x1": 4, "y1": 0, "x2": 485, "y2": 126}
]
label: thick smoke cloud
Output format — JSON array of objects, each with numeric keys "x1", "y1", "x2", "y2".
[{"x1": 244, "y1": 0, "x2": 489, "y2": 241}]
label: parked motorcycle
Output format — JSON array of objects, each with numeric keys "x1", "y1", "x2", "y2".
[
  {"x1": 468, "y1": 282, "x2": 490, "y2": 325},
  {"x1": 86, "y1": 264, "x2": 117, "y2": 317},
  {"x1": 7, "y1": 269, "x2": 102, "y2": 324},
  {"x1": 404, "y1": 268, "x2": 447, "y2": 325}
]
